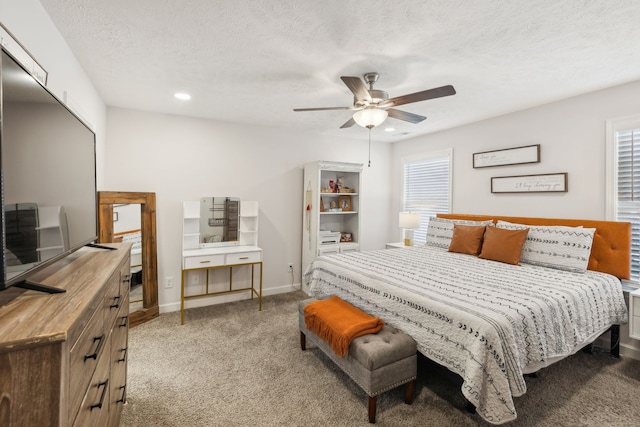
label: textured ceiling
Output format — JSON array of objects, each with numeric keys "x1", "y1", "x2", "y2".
[{"x1": 39, "y1": 0, "x2": 640, "y2": 143}]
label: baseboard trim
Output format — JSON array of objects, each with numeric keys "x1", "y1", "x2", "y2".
[{"x1": 159, "y1": 284, "x2": 301, "y2": 314}]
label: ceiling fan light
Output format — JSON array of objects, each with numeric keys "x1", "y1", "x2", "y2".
[{"x1": 353, "y1": 108, "x2": 388, "y2": 128}]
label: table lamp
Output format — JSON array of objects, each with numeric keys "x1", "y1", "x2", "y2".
[{"x1": 399, "y1": 212, "x2": 420, "y2": 246}]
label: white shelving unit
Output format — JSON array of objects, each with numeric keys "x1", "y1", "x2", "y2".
[
  {"x1": 182, "y1": 201, "x2": 201, "y2": 250},
  {"x1": 239, "y1": 200, "x2": 259, "y2": 246},
  {"x1": 36, "y1": 205, "x2": 69, "y2": 261},
  {"x1": 302, "y1": 161, "x2": 363, "y2": 293}
]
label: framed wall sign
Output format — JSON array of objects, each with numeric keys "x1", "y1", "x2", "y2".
[
  {"x1": 0, "y1": 22, "x2": 48, "y2": 85},
  {"x1": 473, "y1": 144, "x2": 540, "y2": 168},
  {"x1": 491, "y1": 173, "x2": 568, "y2": 193}
]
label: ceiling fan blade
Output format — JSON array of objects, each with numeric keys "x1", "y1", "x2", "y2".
[
  {"x1": 340, "y1": 76, "x2": 372, "y2": 103},
  {"x1": 293, "y1": 106, "x2": 357, "y2": 112},
  {"x1": 340, "y1": 117, "x2": 356, "y2": 128},
  {"x1": 387, "y1": 108, "x2": 426, "y2": 124},
  {"x1": 384, "y1": 85, "x2": 456, "y2": 107}
]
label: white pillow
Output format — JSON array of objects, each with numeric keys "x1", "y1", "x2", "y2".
[
  {"x1": 425, "y1": 217, "x2": 494, "y2": 249},
  {"x1": 495, "y1": 220, "x2": 595, "y2": 273}
]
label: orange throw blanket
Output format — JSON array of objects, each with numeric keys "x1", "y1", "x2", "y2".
[{"x1": 303, "y1": 295, "x2": 384, "y2": 357}]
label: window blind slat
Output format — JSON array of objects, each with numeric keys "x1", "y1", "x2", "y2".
[
  {"x1": 616, "y1": 127, "x2": 640, "y2": 280},
  {"x1": 403, "y1": 153, "x2": 450, "y2": 244}
]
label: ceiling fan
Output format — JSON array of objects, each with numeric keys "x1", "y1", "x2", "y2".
[{"x1": 293, "y1": 72, "x2": 456, "y2": 129}]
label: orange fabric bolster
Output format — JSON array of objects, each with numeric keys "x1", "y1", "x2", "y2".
[{"x1": 303, "y1": 295, "x2": 384, "y2": 357}]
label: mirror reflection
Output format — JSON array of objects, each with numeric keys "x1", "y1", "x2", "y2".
[
  {"x1": 112, "y1": 203, "x2": 143, "y2": 311},
  {"x1": 199, "y1": 197, "x2": 239, "y2": 247}
]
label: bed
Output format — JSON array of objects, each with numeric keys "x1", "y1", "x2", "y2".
[{"x1": 303, "y1": 214, "x2": 630, "y2": 425}]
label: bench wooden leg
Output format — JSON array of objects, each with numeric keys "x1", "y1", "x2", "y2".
[
  {"x1": 368, "y1": 395, "x2": 377, "y2": 423},
  {"x1": 404, "y1": 380, "x2": 415, "y2": 404},
  {"x1": 300, "y1": 331, "x2": 306, "y2": 351}
]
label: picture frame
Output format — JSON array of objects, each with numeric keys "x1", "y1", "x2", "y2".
[
  {"x1": 338, "y1": 195, "x2": 352, "y2": 212},
  {"x1": 473, "y1": 144, "x2": 540, "y2": 168},
  {"x1": 491, "y1": 173, "x2": 568, "y2": 193}
]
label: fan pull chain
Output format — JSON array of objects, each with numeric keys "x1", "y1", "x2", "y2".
[{"x1": 368, "y1": 127, "x2": 372, "y2": 167}]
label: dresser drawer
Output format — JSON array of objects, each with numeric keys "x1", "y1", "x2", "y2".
[
  {"x1": 226, "y1": 251, "x2": 261, "y2": 265},
  {"x1": 73, "y1": 335, "x2": 112, "y2": 427},
  {"x1": 104, "y1": 274, "x2": 124, "y2": 330},
  {"x1": 184, "y1": 253, "x2": 225, "y2": 269},
  {"x1": 68, "y1": 307, "x2": 105, "y2": 423}
]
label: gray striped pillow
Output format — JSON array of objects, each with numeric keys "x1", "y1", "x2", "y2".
[{"x1": 496, "y1": 220, "x2": 595, "y2": 273}]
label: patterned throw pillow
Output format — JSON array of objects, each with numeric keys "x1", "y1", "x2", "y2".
[
  {"x1": 426, "y1": 217, "x2": 494, "y2": 249},
  {"x1": 495, "y1": 220, "x2": 595, "y2": 273}
]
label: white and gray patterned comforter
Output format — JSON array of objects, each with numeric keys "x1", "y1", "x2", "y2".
[{"x1": 304, "y1": 246, "x2": 628, "y2": 425}]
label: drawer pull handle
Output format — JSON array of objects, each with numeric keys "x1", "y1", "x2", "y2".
[
  {"x1": 84, "y1": 334, "x2": 105, "y2": 362},
  {"x1": 110, "y1": 294, "x2": 121, "y2": 309},
  {"x1": 118, "y1": 347, "x2": 128, "y2": 363},
  {"x1": 123, "y1": 274, "x2": 131, "y2": 284},
  {"x1": 239, "y1": 256, "x2": 249, "y2": 260},
  {"x1": 199, "y1": 260, "x2": 211, "y2": 264},
  {"x1": 117, "y1": 384, "x2": 127, "y2": 404},
  {"x1": 90, "y1": 379, "x2": 109, "y2": 410},
  {"x1": 119, "y1": 316, "x2": 129, "y2": 328}
]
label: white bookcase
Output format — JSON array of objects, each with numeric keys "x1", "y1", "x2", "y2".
[{"x1": 302, "y1": 161, "x2": 363, "y2": 293}]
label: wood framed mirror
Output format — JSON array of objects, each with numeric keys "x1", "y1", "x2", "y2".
[{"x1": 98, "y1": 191, "x2": 158, "y2": 327}]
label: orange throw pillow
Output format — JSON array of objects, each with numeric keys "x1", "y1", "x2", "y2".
[
  {"x1": 479, "y1": 226, "x2": 529, "y2": 265},
  {"x1": 448, "y1": 224, "x2": 486, "y2": 256}
]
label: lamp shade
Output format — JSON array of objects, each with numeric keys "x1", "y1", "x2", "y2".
[
  {"x1": 399, "y1": 212, "x2": 420, "y2": 229},
  {"x1": 353, "y1": 108, "x2": 388, "y2": 128}
]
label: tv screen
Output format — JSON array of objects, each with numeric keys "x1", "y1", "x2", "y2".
[{"x1": 1, "y1": 49, "x2": 97, "y2": 291}]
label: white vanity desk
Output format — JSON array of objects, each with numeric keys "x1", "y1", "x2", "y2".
[{"x1": 181, "y1": 245, "x2": 263, "y2": 324}]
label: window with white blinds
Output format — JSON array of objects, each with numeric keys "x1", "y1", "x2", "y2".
[
  {"x1": 613, "y1": 126, "x2": 640, "y2": 281},
  {"x1": 402, "y1": 150, "x2": 452, "y2": 245}
]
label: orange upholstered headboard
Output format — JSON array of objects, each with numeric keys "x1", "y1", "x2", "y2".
[{"x1": 437, "y1": 214, "x2": 631, "y2": 279}]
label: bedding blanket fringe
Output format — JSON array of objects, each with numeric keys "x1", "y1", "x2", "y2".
[{"x1": 303, "y1": 295, "x2": 384, "y2": 357}]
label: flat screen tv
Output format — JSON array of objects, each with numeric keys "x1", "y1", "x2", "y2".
[{"x1": 1, "y1": 49, "x2": 98, "y2": 293}]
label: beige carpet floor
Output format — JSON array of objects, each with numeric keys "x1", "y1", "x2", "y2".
[{"x1": 120, "y1": 291, "x2": 640, "y2": 426}]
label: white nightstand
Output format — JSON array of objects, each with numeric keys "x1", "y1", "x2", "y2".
[
  {"x1": 629, "y1": 287, "x2": 640, "y2": 340},
  {"x1": 385, "y1": 242, "x2": 406, "y2": 249}
]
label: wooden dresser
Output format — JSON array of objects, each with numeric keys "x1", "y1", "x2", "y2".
[{"x1": 0, "y1": 243, "x2": 131, "y2": 427}]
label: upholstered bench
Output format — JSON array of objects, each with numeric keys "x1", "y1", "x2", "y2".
[{"x1": 298, "y1": 298, "x2": 417, "y2": 423}]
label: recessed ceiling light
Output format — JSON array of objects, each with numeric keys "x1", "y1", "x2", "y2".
[
  {"x1": 174, "y1": 92, "x2": 191, "y2": 100},
  {"x1": 384, "y1": 127, "x2": 395, "y2": 132}
]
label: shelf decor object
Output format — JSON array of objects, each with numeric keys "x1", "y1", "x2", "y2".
[
  {"x1": 338, "y1": 195, "x2": 352, "y2": 211},
  {"x1": 399, "y1": 212, "x2": 420, "y2": 246},
  {"x1": 491, "y1": 173, "x2": 568, "y2": 193},
  {"x1": 473, "y1": 144, "x2": 540, "y2": 168}
]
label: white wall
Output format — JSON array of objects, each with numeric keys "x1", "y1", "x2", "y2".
[
  {"x1": 391, "y1": 79, "x2": 640, "y2": 358},
  {"x1": 0, "y1": 0, "x2": 107, "y2": 186},
  {"x1": 104, "y1": 108, "x2": 392, "y2": 311}
]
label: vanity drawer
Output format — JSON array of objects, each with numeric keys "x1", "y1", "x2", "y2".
[
  {"x1": 226, "y1": 251, "x2": 261, "y2": 265},
  {"x1": 184, "y1": 254, "x2": 225, "y2": 269}
]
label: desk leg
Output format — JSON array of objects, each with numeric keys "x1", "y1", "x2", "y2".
[
  {"x1": 181, "y1": 270, "x2": 186, "y2": 325},
  {"x1": 259, "y1": 262, "x2": 263, "y2": 311}
]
